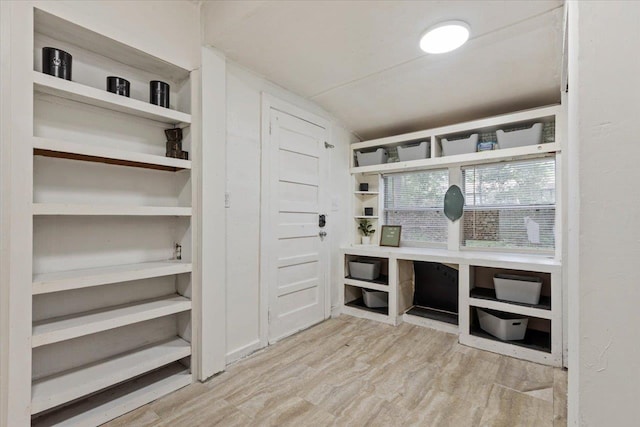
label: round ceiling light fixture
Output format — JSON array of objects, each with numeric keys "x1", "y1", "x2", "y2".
[{"x1": 420, "y1": 20, "x2": 470, "y2": 54}]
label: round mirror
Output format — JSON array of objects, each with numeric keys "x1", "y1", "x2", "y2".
[{"x1": 444, "y1": 185, "x2": 464, "y2": 222}]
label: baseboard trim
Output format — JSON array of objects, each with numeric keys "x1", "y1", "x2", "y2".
[{"x1": 225, "y1": 339, "x2": 263, "y2": 365}]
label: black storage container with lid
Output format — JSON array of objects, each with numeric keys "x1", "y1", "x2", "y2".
[
  {"x1": 106, "y1": 76, "x2": 130, "y2": 97},
  {"x1": 42, "y1": 47, "x2": 72, "y2": 80},
  {"x1": 149, "y1": 80, "x2": 170, "y2": 108}
]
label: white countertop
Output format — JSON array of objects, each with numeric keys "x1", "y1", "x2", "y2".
[{"x1": 341, "y1": 245, "x2": 561, "y2": 272}]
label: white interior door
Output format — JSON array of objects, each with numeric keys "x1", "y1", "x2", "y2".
[{"x1": 266, "y1": 108, "x2": 328, "y2": 343}]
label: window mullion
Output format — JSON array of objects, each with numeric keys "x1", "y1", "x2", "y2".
[{"x1": 448, "y1": 166, "x2": 462, "y2": 251}]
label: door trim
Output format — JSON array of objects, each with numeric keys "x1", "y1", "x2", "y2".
[{"x1": 259, "y1": 93, "x2": 331, "y2": 347}]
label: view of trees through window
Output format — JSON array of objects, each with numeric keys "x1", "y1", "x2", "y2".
[
  {"x1": 462, "y1": 157, "x2": 556, "y2": 250},
  {"x1": 383, "y1": 169, "x2": 449, "y2": 244}
]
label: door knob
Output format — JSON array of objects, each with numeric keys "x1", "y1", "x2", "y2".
[{"x1": 319, "y1": 231, "x2": 327, "y2": 238}]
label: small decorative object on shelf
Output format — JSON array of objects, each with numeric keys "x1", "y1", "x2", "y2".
[
  {"x1": 477, "y1": 141, "x2": 496, "y2": 151},
  {"x1": 42, "y1": 47, "x2": 72, "y2": 80},
  {"x1": 380, "y1": 225, "x2": 401, "y2": 247},
  {"x1": 106, "y1": 76, "x2": 130, "y2": 97},
  {"x1": 175, "y1": 243, "x2": 182, "y2": 260},
  {"x1": 358, "y1": 219, "x2": 375, "y2": 245},
  {"x1": 364, "y1": 207, "x2": 374, "y2": 216},
  {"x1": 359, "y1": 183, "x2": 369, "y2": 192},
  {"x1": 150, "y1": 80, "x2": 170, "y2": 108},
  {"x1": 165, "y1": 128, "x2": 189, "y2": 160}
]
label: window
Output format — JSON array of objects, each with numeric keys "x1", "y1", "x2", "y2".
[
  {"x1": 383, "y1": 169, "x2": 449, "y2": 245},
  {"x1": 462, "y1": 158, "x2": 556, "y2": 251}
]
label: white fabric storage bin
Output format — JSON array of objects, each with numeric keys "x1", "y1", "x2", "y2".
[
  {"x1": 493, "y1": 274, "x2": 543, "y2": 305},
  {"x1": 349, "y1": 260, "x2": 381, "y2": 280},
  {"x1": 397, "y1": 141, "x2": 430, "y2": 161},
  {"x1": 356, "y1": 148, "x2": 388, "y2": 166},
  {"x1": 477, "y1": 308, "x2": 528, "y2": 341},
  {"x1": 496, "y1": 122, "x2": 543, "y2": 149},
  {"x1": 441, "y1": 134, "x2": 478, "y2": 156},
  {"x1": 362, "y1": 289, "x2": 388, "y2": 308}
]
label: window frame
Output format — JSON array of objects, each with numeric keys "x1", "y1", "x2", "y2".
[
  {"x1": 382, "y1": 168, "x2": 450, "y2": 248},
  {"x1": 458, "y1": 156, "x2": 558, "y2": 255}
]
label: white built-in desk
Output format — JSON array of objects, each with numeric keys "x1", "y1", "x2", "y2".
[{"x1": 340, "y1": 245, "x2": 563, "y2": 367}]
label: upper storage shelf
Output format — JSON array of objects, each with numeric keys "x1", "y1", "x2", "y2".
[
  {"x1": 351, "y1": 105, "x2": 561, "y2": 174},
  {"x1": 34, "y1": 72, "x2": 191, "y2": 126},
  {"x1": 34, "y1": 9, "x2": 190, "y2": 82}
]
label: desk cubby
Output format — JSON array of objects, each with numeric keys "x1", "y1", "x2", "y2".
[{"x1": 341, "y1": 246, "x2": 563, "y2": 366}]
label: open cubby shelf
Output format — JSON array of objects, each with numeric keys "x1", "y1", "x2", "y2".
[
  {"x1": 31, "y1": 337, "x2": 191, "y2": 414},
  {"x1": 31, "y1": 362, "x2": 191, "y2": 427},
  {"x1": 470, "y1": 325, "x2": 551, "y2": 354},
  {"x1": 32, "y1": 203, "x2": 192, "y2": 217},
  {"x1": 345, "y1": 275, "x2": 388, "y2": 286},
  {"x1": 345, "y1": 298, "x2": 389, "y2": 316},
  {"x1": 470, "y1": 287, "x2": 551, "y2": 311},
  {"x1": 32, "y1": 294, "x2": 192, "y2": 348},
  {"x1": 34, "y1": 147, "x2": 190, "y2": 172},
  {"x1": 406, "y1": 305, "x2": 458, "y2": 325},
  {"x1": 32, "y1": 261, "x2": 192, "y2": 295},
  {"x1": 33, "y1": 72, "x2": 191, "y2": 126}
]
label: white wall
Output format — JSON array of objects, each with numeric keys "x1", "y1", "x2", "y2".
[
  {"x1": 568, "y1": 1, "x2": 640, "y2": 425},
  {"x1": 224, "y1": 61, "x2": 354, "y2": 362}
]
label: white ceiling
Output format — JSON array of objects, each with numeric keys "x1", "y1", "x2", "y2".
[{"x1": 202, "y1": 1, "x2": 564, "y2": 140}]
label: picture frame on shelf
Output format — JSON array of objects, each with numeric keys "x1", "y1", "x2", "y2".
[{"x1": 379, "y1": 225, "x2": 401, "y2": 247}]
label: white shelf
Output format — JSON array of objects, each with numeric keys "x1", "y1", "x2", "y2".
[
  {"x1": 351, "y1": 142, "x2": 560, "y2": 175},
  {"x1": 33, "y1": 261, "x2": 192, "y2": 295},
  {"x1": 341, "y1": 245, "x2": 561, "y2": 272},
  {"x1": 344, "y1": 278, "x2": 389, "y2": 293},
  {"x1": 351, "y1": 104, "x2": 560, "y2": 151},
  {"x1": 354, "y1": 191, "x2": 379, "y2": 195},
  {"x1": 32, "y1": 294, "x2": 192, "y2": 347},
  {"x1": 354, "y1": 216, "x2": 379, "y2": 219},
  {"x1": 32, "y1": 203, "x2": 192, "y2": 216},
  {"x1": 34, "y1": 137, "x2": 191, "y2": 171},
  {"x1": 32, "y1": 363, "x2": 191, "y2": 427},
  {"x1": 31, "y1": 337, "x2": 192, "y2": 414},
  {"x1": 342, "y1": 304, "x2": 393, "y2": 325},
  {"x1": 468, "y1": 298, "x2": 552, "y2": 320},
  {"x1": 34, "y1": 9, "x2": 191, "y2": 82},
  {"x1": 402, "y1": 313, "x2": 459, "y2": 335},
  {"x1": 33, "y1": 72, "x2": 191, "y2": 126},
  {"x1": 460, "y1": 333, "x2": 559, "y2": 367}
]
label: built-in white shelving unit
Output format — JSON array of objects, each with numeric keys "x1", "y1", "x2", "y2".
[
  {"x1": 343, "y1": 105, "x2": 565, "y2": 367},
  {"x1": 0, "y1": 5, "x2": 203, "y2": 425},
  {"x1": 352, "y1": 175, "x2": 383, "y2": 245}
]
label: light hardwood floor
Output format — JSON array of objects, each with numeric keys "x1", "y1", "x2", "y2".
[{"x1": 105, "y1": 316, "x2": 567, "y2": 426}]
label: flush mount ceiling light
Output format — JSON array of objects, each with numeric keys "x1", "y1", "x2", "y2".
[{"x1": 420, "y1": 20, "x2": 470, "y2": 54}]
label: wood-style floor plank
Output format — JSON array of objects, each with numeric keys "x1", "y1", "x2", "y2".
[{"x1": 104, "y1": 316, "x2": 568, "y2": 427}]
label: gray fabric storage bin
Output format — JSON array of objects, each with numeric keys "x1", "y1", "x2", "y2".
[
  {"x1": 356, "y1": 148, "x2": 388, "y2": 166},
  {"x1": 496, "y1": 123, "x2": 543, "y2": 149},
  {"x1": 349, "y1": 260, "x2": 381, "y2": 280},
  {"x1": 397, "y1": 141, "x2": 430, "y2": 161},
  {"x1": 477, "y1": 308, "x2": 528, "y2": 341},
  {"x1": 362, "y1": 289, "x2": 388, "y2": 308},
  {"x1": 441, "y1": 134, "x2": 478, "y2": 156},
  {"x1": 493, "y1": 274, "x2": 542, "y2": 305}
]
